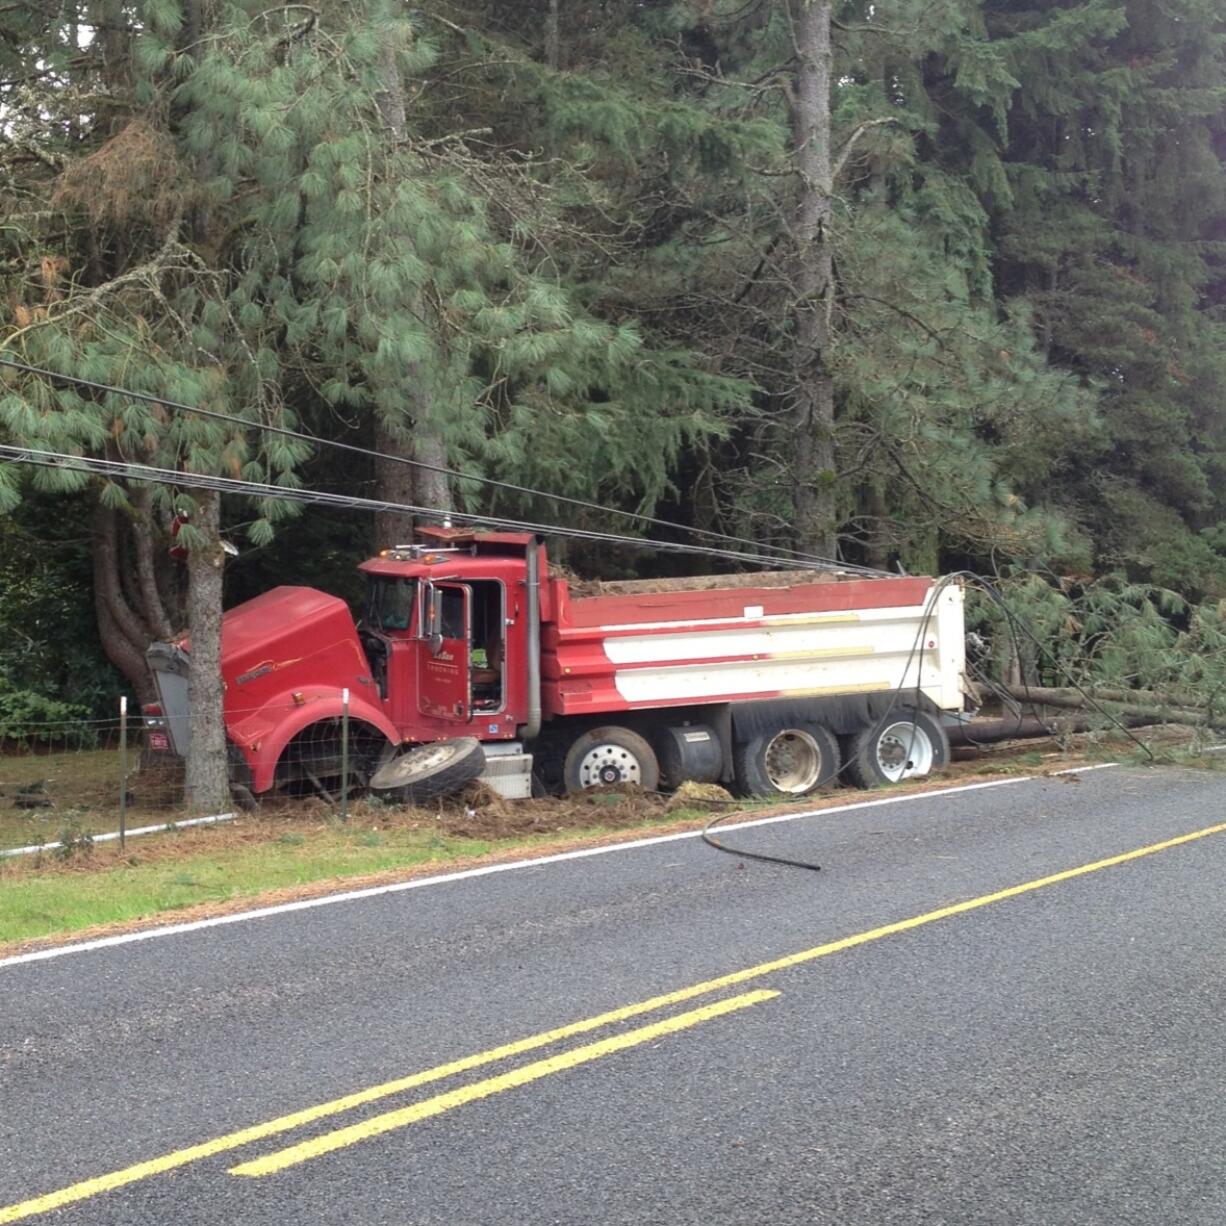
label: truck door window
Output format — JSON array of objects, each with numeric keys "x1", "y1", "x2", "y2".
[
  {"x1": 438, "y1": 586, "x2": 467, "y2": 641},
  {"x1": 471, "y1": 580, "x2": 505, "y2": 712}
]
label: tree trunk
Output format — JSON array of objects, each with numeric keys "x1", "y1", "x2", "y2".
[
  {"x1": 787, "y1": 0, "x2": 837, "y2": 558},
  {"x1": 371, "y1": 35, "x2": 452, "y2": 551},
  {"x1": 544, "y1": 0, "x2": 560, "y2": 70},
  {"x1": 176, "y1": 0, "x2": 227, "y2": 810},
  {"x1": 863, "y1": 480, "x2": 890, "y2": 570},
  {"x1": 1003, "y1": 684, "x2": 1226, "y2": 733},
  {"x1": 184, "y1": 490, "x2": 229, "y2": 811},
  {"x1": 131, "y1": 487, "x2": 174, "y2": 640},
  {"x1": 91, "y1": 498, "x2": 156, "y2": 704},
  {"x1": 374, "y1": 417, "x2": 417, "y2": 551}
]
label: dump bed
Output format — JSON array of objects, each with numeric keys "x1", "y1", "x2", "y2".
[{"x1": 540, "y1": 572, "x2": 965, "y2": 718}]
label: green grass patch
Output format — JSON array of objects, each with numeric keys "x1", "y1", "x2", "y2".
[{"x1": 0, "y1": 822, "x2": 499, "y2": 945}]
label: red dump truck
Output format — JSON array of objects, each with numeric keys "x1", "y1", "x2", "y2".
[{"x1": 147, "y1": 527, "x2": 971, "y2": 802}]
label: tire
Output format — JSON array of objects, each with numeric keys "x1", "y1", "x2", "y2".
[
  {"x1": 369, "y1": 737, "x2": 486, "y2": 804},
  {"x1": 733, "y1": 723, "x2": 841, "y2": 799},
  {"x1": 563, "y1": 726, "x2": 660, "y2": 793},
  {"x1": 844, "y1": 708, "x2": 949, "y2": 788}
]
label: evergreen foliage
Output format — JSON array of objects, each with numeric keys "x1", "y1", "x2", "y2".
[{"x1": 0, "y1": 0, "x2": 1222, "y2": 716}]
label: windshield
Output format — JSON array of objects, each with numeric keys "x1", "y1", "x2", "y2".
[{"x1": 367, "y1": 577, "x2": 417, "y2": 632}]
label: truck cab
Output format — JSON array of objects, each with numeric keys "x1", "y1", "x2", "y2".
[{"x1": 356, "y1": 530, "x2": 541, "y2": 747}]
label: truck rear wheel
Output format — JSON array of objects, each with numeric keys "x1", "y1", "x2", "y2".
[
  {"x1": 563, "y1": 726, "x2": 660, "y2": 793},
  {"x1": 734, "y1": 724, "x2": 840, "y2": 798},
  {"x1": 844, "y1": 708, "x2": 949, "y2": 788}
]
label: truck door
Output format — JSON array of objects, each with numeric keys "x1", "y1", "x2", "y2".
[{"x1": 418, "y1": 581, "x2": 473, "y2": 724}]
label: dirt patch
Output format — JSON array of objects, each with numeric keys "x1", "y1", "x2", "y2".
[
  {"x1": 444, "y1": 781, "x2": 674, "y2": 839},
  {"x1": 566, "y1": 569, "x2": 843, "y2": 597}
]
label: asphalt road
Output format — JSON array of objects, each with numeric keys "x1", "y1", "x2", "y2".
[{"x1": 2, "y1": 763, "x2": 1224, "y2": 1225}]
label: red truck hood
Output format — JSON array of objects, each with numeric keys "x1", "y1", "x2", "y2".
[{"x1": 217, "y1": 586, "x2": 364, "y2": 692}]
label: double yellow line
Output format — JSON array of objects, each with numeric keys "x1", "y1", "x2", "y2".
[{"x1": 3, "y1": 817, "x2": 1224, "y2": 1223}]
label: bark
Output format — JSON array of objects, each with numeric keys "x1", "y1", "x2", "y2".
[
  {"x1": 411, "y1": 430, "x2": 451, "y2": 514},
  {"x1": 92, "y1": 0, "x2": 129, "y2": 132},
  {"x1": 371, "y1": 37, "x2": 452, "y2": 552},
  {"x1": 1004, "y1": 684, "x2": 1226, "y2": 733},
  {"x1": 184, "y1": 490, "x2": 229, "y2": 811},
  {"x1": 863, "y1": 481, "x2": 890, "y2": 570},
  {"x1": 544, "y1": 0, "x2": 560, "y2": 70},
  {"x1": 92, "y1": 564, "x2": 156, "y2": 706},
  {"x1": 93, "y1": 501, "x2": 149, "y2": 647},
  {"x1": 131, "y1": 487, "x2": 174, "y2": 640},
  {"x1": 174, "y1": 3, "x2": 226, "y2": 812},
  {"x1": 1007, "y1": 683, "x2": 1213, "y2": 711},
  {"x1": 374, "y1": 417, "x2": 417, "y2": 551},
  {"x1": 787, "y1": 0, "x2": 837, "y2": 558},
  {"x1": 182, "y1": 0, "x2": 212, "y2": 238},
  {"x1": 948, "y1": 714, "x2": 1157, "y2": 746},
  {"x1": 90, "y1": 498, "x2": 155, "y2": 703}
]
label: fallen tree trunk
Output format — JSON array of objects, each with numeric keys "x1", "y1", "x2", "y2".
[
  {"x1": 1007, "y1": 683, "x2": 1212, "y2": 711},
  {"x1": 948, "y1": 712, "x2": 1161, "y2": 746},
  {"x1": 1002, "y1": 685, "x2": 1226, "y2": 733}
]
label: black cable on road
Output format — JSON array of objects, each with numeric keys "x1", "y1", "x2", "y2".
[{"x1": 701, "y1": 808, "x2": 821, "y2": 872}]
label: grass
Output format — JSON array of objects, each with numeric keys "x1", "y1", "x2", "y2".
[
  {"x1": 0, "y1": 781, "x2": 732, "y2": 947},
  {"x1": 0, "y1": 745, "x2": 184, "y2": 848},
  {"x1": 0, "y1": 818, "x2": 500, "y2": 945}
]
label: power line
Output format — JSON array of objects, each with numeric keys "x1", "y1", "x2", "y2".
[
  {"x1": 0, "y1": 354, "x2": 889, "y2": 576},
  {"x1": 0, "y1": 443, "x2": 881, "y2": 574}
]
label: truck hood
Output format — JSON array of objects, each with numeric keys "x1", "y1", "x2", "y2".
[{"x1": 148, "y1": 586, "x2": 370, "y2": 755}]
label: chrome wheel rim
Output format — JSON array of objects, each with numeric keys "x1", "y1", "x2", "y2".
[
  {"x1": 763, "y1": 729, "x2": 823, "y2": 794},
  {"x1": 875, "y1": 721, "x2": 934, "y2": 782},
  {"x1": 577, "y1": 744, "x2": 642, "y2": 788}
]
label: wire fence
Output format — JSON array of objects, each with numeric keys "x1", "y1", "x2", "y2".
[{"x1": 0, "y1": 691, "x2": 380, "y2": 857}]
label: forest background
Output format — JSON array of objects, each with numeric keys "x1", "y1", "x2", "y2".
[{"x1": 0, "y1": 0, "x2": 1223, "y2": 805}]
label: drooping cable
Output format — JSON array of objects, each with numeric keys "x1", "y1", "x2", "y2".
[
  {"x1": 700, "y1": 811, "x2": 821, "y2": 871},
  {"x1": 0, "y1": 355, "x2": 891, "y2": 577},
  {"x1": 0, "y1": 443, "x2": 872, "y2": 573}
]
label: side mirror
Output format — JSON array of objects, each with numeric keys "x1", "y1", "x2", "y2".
[{"x1": 421, "y1": 584, "x2": 445, "y2": 655}]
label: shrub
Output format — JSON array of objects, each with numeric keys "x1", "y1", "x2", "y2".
[{"x1": 0, "y1": 688, "x2": 96, "y2": 748}]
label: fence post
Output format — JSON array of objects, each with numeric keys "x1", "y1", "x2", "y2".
[
  {"x1": 118, "y1": 695, "x2": 128, "y2": 851},
  {"x1": 340, "y1": 687, "x2": 350, "y2": 823}
]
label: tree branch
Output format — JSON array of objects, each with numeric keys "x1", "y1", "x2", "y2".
[{"x1": 832, "y1": 117, "x2": 901, "y2": 180}]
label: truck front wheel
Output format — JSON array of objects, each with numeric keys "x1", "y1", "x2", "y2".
[
  {"x1": 844, "y1": 708, "x2": 949, "y2": 788},
  {"x1": 734, "y1": 724, "x2": 840, "y2": 798},
  {"x1": 563, "y1": 726, "x2": 660, "y2": 793},
  {"x1": 368, "y1": 737, "x2": 486, "y2": 804}
]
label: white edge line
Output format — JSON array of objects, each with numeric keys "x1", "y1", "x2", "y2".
[
  {"x1": 0, "y1": 766, "x2": 1117, "y2": 971},
  {"x1": 1050, "y1": 762, "x2": 1119, "y2": 776},
  {"x1": 1, "y1": 811, "x2": 238, "y2": 858}
]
